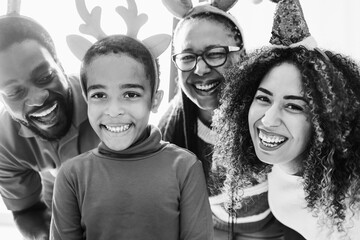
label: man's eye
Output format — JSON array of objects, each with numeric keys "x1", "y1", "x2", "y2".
[
  {"x1": 5, "y1": 88, "x2": 25, "y2": 100},
  {"x1": 37, "y1": 71, "x2": 56, "y2": 85}
]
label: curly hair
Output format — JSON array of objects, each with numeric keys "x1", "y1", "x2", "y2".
[{"x1": 212, "y1": 46, "x2": 360, "y2": 231}]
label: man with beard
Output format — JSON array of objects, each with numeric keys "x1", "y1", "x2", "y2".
[{"x1": 0, "y1": 14, "x2": 99, "y2": 239}]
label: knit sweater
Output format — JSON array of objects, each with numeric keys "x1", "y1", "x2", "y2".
[
  {"x1": 51, "y1": 125, "x2": 213, "y2": 240},
  {"x1": 158, "y1": 91, "x2": 282, "y2": 235}
]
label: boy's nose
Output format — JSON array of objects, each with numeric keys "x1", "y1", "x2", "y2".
[{"x1": 106, "y1": 100, "x2": 125, "y2": 117}]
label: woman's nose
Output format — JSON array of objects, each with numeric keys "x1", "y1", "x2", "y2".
[
  {"x1": 261, "y1": 105, "x2": 281, "y2": 127},
  {"x1": 193, "y1": 57, "x2": 211, "y2": 76}
]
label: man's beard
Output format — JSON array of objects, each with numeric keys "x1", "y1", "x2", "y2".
[{"x1": 16, "y1": 88, "x2": 73, "y2": 141}]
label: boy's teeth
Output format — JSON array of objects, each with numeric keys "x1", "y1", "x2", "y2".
[
  {"x1": 30, "y1": 103, "x2": 57, "y2": 118},
  {"x1": 259, "y1": 130, "x2": 286, "y2": 144},
  {"x1": 195, "y1": 82, "x2": 217, "y2": 91},
  {"x1": 104, "y1": 124, "x2": 130, "y2": 133}
]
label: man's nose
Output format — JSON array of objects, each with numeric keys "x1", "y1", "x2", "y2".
[{"x1": 25, "y1": 88, "x2": 49, "y2": 107}]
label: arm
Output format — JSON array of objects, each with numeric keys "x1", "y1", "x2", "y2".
[
  {"x1": 12, "y1": 201, "x2": 51, "y2": 240},
  {"x1": 180, "y1": 160, "x2": 214, "y2": 240},
  {"x1": 50, "y1": 165, "x2": 83, "y2": 240}
]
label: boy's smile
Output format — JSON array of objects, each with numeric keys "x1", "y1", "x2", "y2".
[{"x1": 85, "y1": 53, "x2": 162, "y2": 151}]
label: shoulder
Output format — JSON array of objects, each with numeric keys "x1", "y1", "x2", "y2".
[
  {"x1": 161, "y1": 142, "x2": 200, "y2": 169},
  {"x1": 59, "y1": 150, "x2": 94, "y2": 173},
  {"x1": 0, "y1": 109, "x2": 25, "y2": 148}
]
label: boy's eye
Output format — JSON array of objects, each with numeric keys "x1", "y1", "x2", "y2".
[
  {"x1": 90, "y1": 92, "x2": 107, "y2": 99},
  {"x1": 124, "y1": 92, "x2": 140, "y2": 98}
]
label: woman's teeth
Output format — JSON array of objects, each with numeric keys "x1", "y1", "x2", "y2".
[
  {"x1": 195, "y1": 82, "x2": 219, "y2": 91},
  {"x1": 259, "y1": 130, "x2": 286, "y2": 147},
  {"x1": 104, "y1": 124, "x2": 130, "y2": 133},
  {"x1": 29, "y1": 103, "x2": 57, "y2": 118}
]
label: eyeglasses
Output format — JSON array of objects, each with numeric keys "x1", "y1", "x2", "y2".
[{"x1": 172, "y1": 46, "x2": 242, "y2": 72}]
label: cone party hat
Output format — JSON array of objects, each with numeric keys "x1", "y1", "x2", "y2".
[{"x1": 269, "y1": 0, "x2": 311, "y2": 47}]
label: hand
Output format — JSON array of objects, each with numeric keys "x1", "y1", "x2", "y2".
[{"x1": 12, "y1": 201, "x2": 51, "y2": 240}]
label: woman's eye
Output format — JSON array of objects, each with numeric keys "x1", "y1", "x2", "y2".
[
  {"x1": 255, "y1": 95, "x2": 270, "y2": 103},
  {"x1": 286, "y1": 103, "x2": 305, "y2": 112}
]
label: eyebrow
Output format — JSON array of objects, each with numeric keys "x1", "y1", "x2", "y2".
[
  {"x1": 30, "y1": 62, "x2": 52, "y2": 79},
  {"x1": 1, "y1": 62, "x2": 52, "y2": 88},
  {"x1": 87, "y1": 83, "x2": 145, "y2": 93},
  {"x1": 257, "y1": 87, "x2": 308, "y2": 103}
]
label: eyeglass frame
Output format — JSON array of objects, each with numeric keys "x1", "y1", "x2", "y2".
[{"x1": 171, "y1": 45, "x2": 243, "y2": 72}]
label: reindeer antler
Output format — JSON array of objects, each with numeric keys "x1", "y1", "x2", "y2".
[
  {"x1": 67, "y1": 0, "x2": 170, "y2": 61},
  {"x1": 115, "y1": 0, "x2": 148, "y2": 39},
  {"x1": 76, "y1": 0, "x2": 106, "y2": 40},
  {"x1": 7, "y1": 0, "x2": 21, "y2": 15}
]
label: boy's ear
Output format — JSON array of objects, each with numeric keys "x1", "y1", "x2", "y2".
[{"x1": 151, "y1": 90, "x2": 164, "y2": 113}]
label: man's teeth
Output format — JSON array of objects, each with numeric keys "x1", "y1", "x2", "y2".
[
  {"x1": 259, "y1": 130, "x2": 286, "y2": 147},
  {"x1": 195, "y1": 82, "x2": 218, "y2": 91},
  {"x1": 30, "y1": 103, "x2": 57, "y2": 118},
  {"x1": 104, "y1": 124, "x2": 130, "y2": 133}
]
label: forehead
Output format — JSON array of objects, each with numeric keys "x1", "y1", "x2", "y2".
[
  {"x1": 86, "y1": 54, "x2": 150, "y2": 88},
  {"x1": 0, "y1": 40, "x2": 55, "y2": 87},
  {"x1": 260, "y1": 62, "x2": 303, "y2": 95},
  {"x1": 173, "y1": 19, "x2": 236, "y2": 52}
]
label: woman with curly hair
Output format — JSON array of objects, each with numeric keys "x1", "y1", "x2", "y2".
[{"x1": 212, "y1": 45, "x2": 360, "y2": 239}]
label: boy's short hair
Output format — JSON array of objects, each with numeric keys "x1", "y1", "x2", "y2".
[
  {"x1": 80, "y1": 35, "x2": 159, "y2": 98},
  {"x1": 0, "y1": 14, "x2": 59, "y2": 63}
]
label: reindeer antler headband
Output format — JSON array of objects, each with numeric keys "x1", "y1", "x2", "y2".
[
  {"x1": 67, "y1": 0, "x2": 171, "y2": 91},
  {"x1": 67, "y1": 0, "x2": 171, "y2": 64},
  {"x1": 162, "y1": 0, "x2": 244, "y2": 43}
]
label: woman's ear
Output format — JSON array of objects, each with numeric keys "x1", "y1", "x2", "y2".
[{"x1": 151, "y1": 90, "x2": 164, "y2": 113}]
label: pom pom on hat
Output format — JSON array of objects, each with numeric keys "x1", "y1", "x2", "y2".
[{"x1": 269, "y1": 0, "x2": 311, "y2": 46}]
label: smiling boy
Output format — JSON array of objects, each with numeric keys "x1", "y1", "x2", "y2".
[{"x1": 50, "y1": 35, "x2": 213, "y2": 240}]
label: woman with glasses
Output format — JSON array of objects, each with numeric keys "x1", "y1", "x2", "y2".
[{"x1": 158, "y1": 1, "x2": 301, "y2": 239}]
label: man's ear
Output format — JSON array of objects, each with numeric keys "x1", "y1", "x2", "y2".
[{"x1": 151, "y1": 90, "x2": 164, "y2": 113}]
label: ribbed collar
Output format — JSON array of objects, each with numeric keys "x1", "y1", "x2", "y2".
[{"x1": 95, "y1": 125, "x2": 166, "y2": 160}]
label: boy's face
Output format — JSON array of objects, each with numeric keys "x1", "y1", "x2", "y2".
[{"x1": 85, "y1": 54, "x2": 162, "y2": 151}]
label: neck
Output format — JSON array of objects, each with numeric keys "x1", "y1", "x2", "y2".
[
  {"x1": 198, "y1": 108, "x2": 214, "y2": 127},
  {"x1": 278, "y1": 158, "x2": 304, "y2": 176}
]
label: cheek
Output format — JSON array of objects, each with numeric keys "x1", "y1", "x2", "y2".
[
  {"x1": 87, "y1": 104, "x2": 101, "y2": 125},
  {"x1": 248, "y1": 102, "x2": 262, "y2": 127},
  {"x1": 2, "y1": 99, "x2": 24, "y2": 118},
  {"x1": 291, "y1": 117, "x2": 312, "y2": 147}
]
